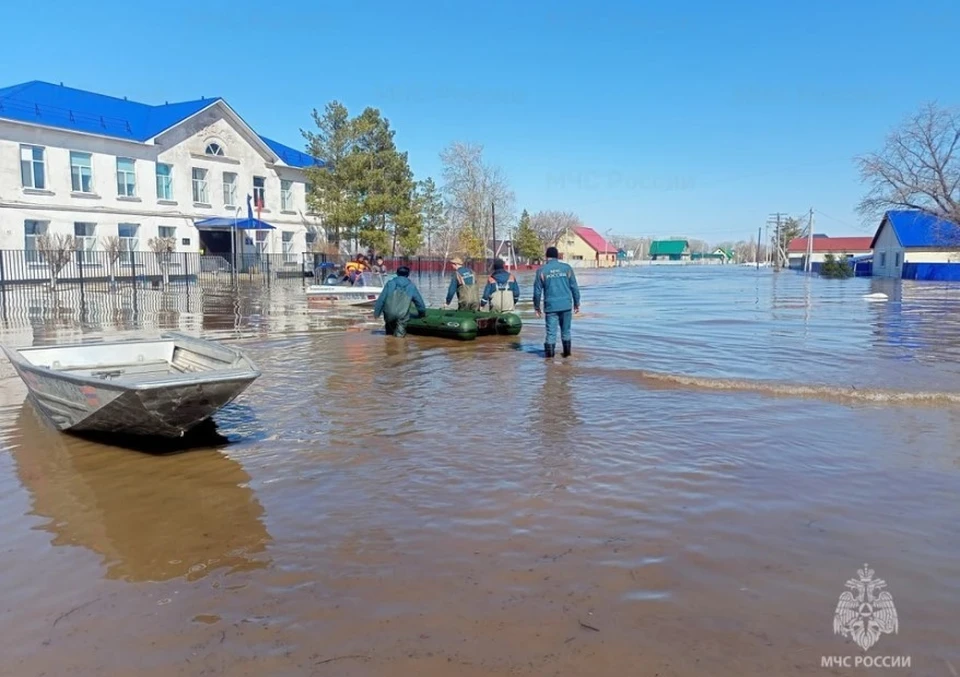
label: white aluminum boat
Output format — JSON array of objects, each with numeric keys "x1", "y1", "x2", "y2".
[
  {"x1": 1, "y1": 332, "x2": 260, "y2": 438},
  {"x1": 306, "y1": 271, "x2": 393, "y2": 307}
]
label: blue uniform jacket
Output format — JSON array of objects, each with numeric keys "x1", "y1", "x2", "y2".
[
  {"x1": 445, "y1": 266, "x2": 477, "y2": 304},
  {"x1": 374, "y1": 276, "x2": 427, "y2": 319},
  {"x1": 533, "y1": 259, "x2": 581, "y2": 313},
  {"x1": 481, "y1": 270, "x2": 520, "y2": 306}
]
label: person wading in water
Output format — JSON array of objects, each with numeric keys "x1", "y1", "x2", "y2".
[
  {"x1": 532, "y1": 246, "x2": 581, "y2": 358},
  {"x1": 373, "y1": 265, "x2": 426, "y2": 337},
  {"x1": 444, "y1": 257, "x2": 481, "y2": 311}
]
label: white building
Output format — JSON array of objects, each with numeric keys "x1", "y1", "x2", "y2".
[
  {"x1": 785, "y1": 235, "x2": 873, "y2": 271},
  {"x1": 870, "y1": 210, "x2": 960, "y2": 280},
  {"x1": 0, "y1": 80, "x2": 324, "y2": 270}
]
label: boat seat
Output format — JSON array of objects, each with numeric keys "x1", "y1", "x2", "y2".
[{"x1": 50, "y1": 359, "x2": 172, "y2": 380}]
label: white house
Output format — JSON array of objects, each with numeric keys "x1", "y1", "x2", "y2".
[
  {"x1": 870, "y1": 210, "x2": 960, "y2": 280},
  {"x1": 786, "y1": 235, "x2": 873, "y2": 271},
  {"x1": 0, "y1": 80, "x2": 324, "y2": 269}
]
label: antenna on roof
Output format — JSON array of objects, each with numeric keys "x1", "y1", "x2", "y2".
[
  {"x1": 59, "y1": 82, "x2": 63, "y2": 86},
  {"x1": 201, "y1": 96, "x2": 205, "y2": 100},
  {"x1": 123, "y1": 96, "x2": 127, "y2": 101}
]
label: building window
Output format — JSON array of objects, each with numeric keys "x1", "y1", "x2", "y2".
[
  {"x1": 25, "y1": 220, "x2": 47, "y2": 263},
  {"x1": 158, "y1": 226, "x2": 177, "y2": 252},
  {"x1": 192, "y1": 168, "x2": 209, "y2": 204},
  {"x1": 74, "y1": 223, "x2": 96, "y2": 263},
  {"x1": 894, "y1": 252, "x2": 901, "y2": 267},
  {"x1": 880, "y1": 252, "x2": 886, "y2": 267},
  {"x1": 156, "y1": 163, "x2": 173, "y2": 200},
  {"x1": 253, "y1": 176, "x2": 266, "y2": 206},
  {"x1": 205, "y1": 142, "x2": 224, "y2": 156},
  {"x1": 223, "y1": 172, "x2": 238, "y2": 207},
  {"x1": 116, "y1": 157, "x2": 136, "y2": 197},
  {"x1": 70, "y1": 151, "x2": 94, "y2": 193},
  {"x1": 282, "y1": 230, "x2": 295, "y2": 262},
  {"x1": 20, "y1": 145, "x2": 45, "y2": 190},
  {"x1": 118, "y1": 223, "x2": 139, "y2": 262},
  {"x1": 281, "y1": 180, "x2": 294, "y2": 211}
]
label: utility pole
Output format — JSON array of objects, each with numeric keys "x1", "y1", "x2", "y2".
[
  {"x1": 756, "y1": 226, "x2": 761, "y2": 270},
  {"x1": 491, "y1": 200, "x2": 496, "y2": 264},
  {"x1": 805, "y1": 208, "x2": 814, "y2": 273},
  {"x1": 768, "y1": 212, "x2": 788, "y2": 270}
]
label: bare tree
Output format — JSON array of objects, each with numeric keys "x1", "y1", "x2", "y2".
[
  {"x1": 529, "y1": 210, "x2": 584, "y2": 250},
  {"x1": 103, "y1": 235, "x2": 123, "y2": 286},
  {"x1": 148, "y1": 236, "x2": 176, "y2": 288},
  {"x1": 856, "y1": 102, "x2": 960, "y2": 226},
  {"x1": 440, "y1": 142, "x2": 516, "y2": 253},
  {"x1": 36, "y1": 233, "x2": 77, "y2": 290}
]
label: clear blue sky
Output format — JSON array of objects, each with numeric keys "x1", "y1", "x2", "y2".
[{"x1": 3, "y1": 0, "x2": 958, "y2": 243}]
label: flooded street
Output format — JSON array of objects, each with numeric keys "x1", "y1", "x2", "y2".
[{"x1": 0, "y1": 266, "x2": 958, "y2": 676}]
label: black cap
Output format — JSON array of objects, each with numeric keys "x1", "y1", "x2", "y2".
[
  {"x1": 493, "y1": 258, "x2": 505, "y2": 271},
  {"x1": 397, "y1": 266, "x2": 411, "y2": 277},
  {"x1": 546, "y1": 246, "x2": 559, "y2": 259}
]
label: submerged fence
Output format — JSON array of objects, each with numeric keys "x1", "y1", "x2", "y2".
[{"x1": 0, "y1": 249, "x2": 541, "y2": 302}]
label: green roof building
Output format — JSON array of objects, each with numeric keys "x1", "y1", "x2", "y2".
[{"x1": 649, "y1": 240, "x2": 690, "y2": 261}]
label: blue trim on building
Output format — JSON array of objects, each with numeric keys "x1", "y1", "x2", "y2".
[
  {"x1": 901, "y1": 263, "x2": 960, "y2": 281},
  {"x1": 0, "y1": 80, "x2": 324, "y2": 168}
]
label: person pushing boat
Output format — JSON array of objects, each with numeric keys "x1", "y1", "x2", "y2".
[
  {"x1": 533, "y1": 246, "x2": 581, "y2": 358},
  {"x1": 481, "y1": 258, "x2": 520, "y2": 312},
  {"x1": 373, "y1": 266, "x2": 426, "y2": 337},
  {"x1": 445, "y1": 257, "x2": 481, "y2": 311}
]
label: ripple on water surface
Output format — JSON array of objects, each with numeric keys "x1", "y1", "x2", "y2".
[{"x1": 0, "y1": 267, "x2": 958, "y2": 675}]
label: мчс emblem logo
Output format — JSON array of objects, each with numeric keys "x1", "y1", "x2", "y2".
[{"x1": 833, "y1": 564, "x2": 899, "y2": 651}]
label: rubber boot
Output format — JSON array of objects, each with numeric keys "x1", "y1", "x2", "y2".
[
  {"x1": 544, "y1": 343, "x2": 555, "y2": 358},
  {"x1": 562, "y1": 340, "x2": 572, "y2": 358}
]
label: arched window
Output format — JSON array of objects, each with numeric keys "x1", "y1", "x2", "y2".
[{"x1": 205, "y1": 142, "x2": 224, "y2": 156}]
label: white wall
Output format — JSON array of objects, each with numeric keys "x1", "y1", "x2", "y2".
[
  {"x1": 871, "y1": 220, "x2": 904, "y2": 278},
  {"x1": 0, "y1": 105, "x2": 321, "y2": 261},
  {"x1": 904, "y1": 249, "x2": 960, "y2": 263}
]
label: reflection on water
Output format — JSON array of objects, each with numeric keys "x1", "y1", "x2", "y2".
[
  {"x1": 8, "y1": 402, "x2": 271, "y2": 583},
  {"x1": 1, "y1": 269, "x2": 960, "y2": 675}
]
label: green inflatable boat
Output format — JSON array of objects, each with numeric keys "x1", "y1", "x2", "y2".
[{"x1": 405, "y1": 308, "x2": 522, "y2": 341}]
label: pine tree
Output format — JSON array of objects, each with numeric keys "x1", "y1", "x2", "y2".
[{"x1": 513, "y1": 209, "x2": 542, "y2": 261}]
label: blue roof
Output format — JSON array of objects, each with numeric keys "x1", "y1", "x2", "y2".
[
  {"x1": 0, "y1": 80, "x2": 323, "y2": 168},
  {"x1": 871, "y1": 210, "x2": 960, "y2": 249}
]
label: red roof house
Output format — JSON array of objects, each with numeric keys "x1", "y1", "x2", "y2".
[
  {"x1": 558, "y1": 226, "x2": 618, "y2": 267},
  {"x1": 787, "y1": 236, "x2": 873, "y2": 254}
]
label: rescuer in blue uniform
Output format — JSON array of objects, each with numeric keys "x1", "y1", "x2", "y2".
[
  {"x1": 481, "y1": 258, "x2": 521, "y2": 311},
  {"x1": 444, "y1": 257, "x2": 481, "y2": 310},
  {"x1": 532, "y1": 246, "x2": 581, "y2": 358},
  {"x1": 373, "y1": 266, "x2": 426, "y2": 337}
]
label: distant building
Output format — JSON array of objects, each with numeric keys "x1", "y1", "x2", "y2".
[
  {"x1": 870, "y1": 210, "x2": 960, "y2": 280},
  {"x1": 556, "y1": 226, "x2": 617, "y2": 268},
  {"x1": 649, "y1": 240, "x2": 690, "y2": 261},
  {"x1": 786, "y1": 235, "x2": 873, "y2": 271},
  {"x1": 0, "y1": 80, "x2": 324, "y2": 269},
  {"x1": 691, "y1": 247, "x2": 733, "y2": 264}
]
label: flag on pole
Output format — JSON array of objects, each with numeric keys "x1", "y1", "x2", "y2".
[
  {"x1": 256, "y1": 193, "x2": 263, "y2": 221},
  {"x1": 246, "y1": 194, "x2": 253, "y2": 221}
]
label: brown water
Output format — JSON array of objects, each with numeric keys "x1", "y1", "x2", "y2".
[{"x1": 0, "y1": 267, "x2": 958, "y2": 676}]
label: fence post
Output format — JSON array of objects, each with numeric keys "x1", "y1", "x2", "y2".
[{"x1": 0, "y1": 251, "x2": 6, "y2": 322}]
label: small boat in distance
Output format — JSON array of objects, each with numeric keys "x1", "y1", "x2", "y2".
[
  {"x1": 2, "y1": 332, "x2": 260, "y2": 438},
  {"x1": 306, "y1": 270, "x2": 393, "y2": 307}
]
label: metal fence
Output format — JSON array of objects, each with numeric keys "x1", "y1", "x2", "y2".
[{"x1": 0, "y1": 249, "x2": 544, "y2": 300}]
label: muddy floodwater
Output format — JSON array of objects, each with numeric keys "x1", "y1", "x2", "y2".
[{"x1": 0, "y1": 266, "x2": 958, "y2": 676}]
